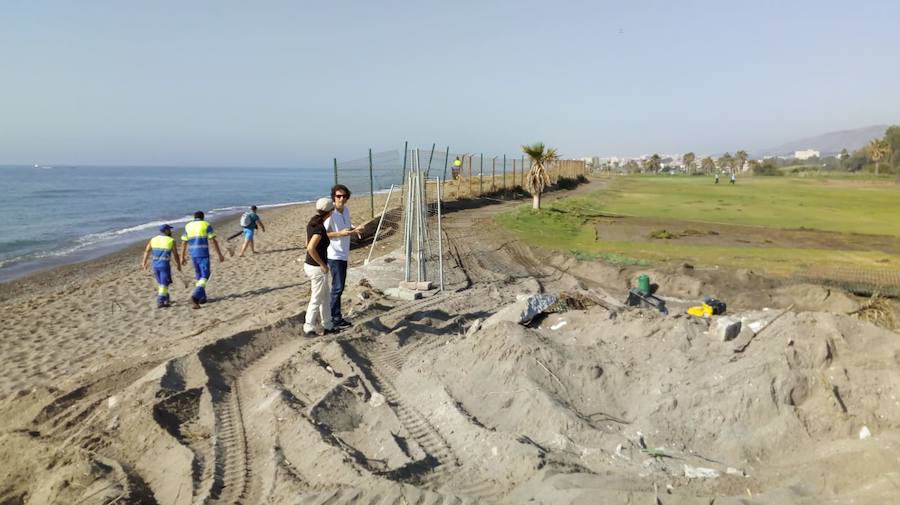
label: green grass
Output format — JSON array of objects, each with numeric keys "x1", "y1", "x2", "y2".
[
  {"x1": 496, "y1": 176, "x2": 900, "y2": 274},
  {"x1": 571, "y1": 250, "x2": 649, "y2": 266},
  {"x1": 599, "y1": 176, "x2": 900, "y2": 236}
]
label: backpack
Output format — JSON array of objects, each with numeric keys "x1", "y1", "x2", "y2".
[{"x1": 240, "y1": 212, "x2": 252, "y2": 227}]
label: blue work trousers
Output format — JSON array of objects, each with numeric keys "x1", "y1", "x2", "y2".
[
  {"x1": 328, "y1": 259, "x2": 348, "y2": 324},
  {"x1": 191, "y1": 257, "x2": 212, "y2": 303}
]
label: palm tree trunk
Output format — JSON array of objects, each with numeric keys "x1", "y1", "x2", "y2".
[
  {"x1": 876, "y1": 161, "x2": 880, "y2": 176},
  {"x1": 532, "y1": 191, "x2": 541, "y2": 210}
]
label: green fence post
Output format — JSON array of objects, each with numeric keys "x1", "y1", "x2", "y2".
[
  {"x1": 426, "y1": 143, "x2": 436, "y2": 177},
  {"x1": 442, "y1": 146, "x2": 450, "y2": 181},
  {"x1": 401, "y1": 141, "x2": 408, "y2": 184},
  {"x1": 479, "y1": 153, "x2": 484, "y2": 195},
  {"x1": 521, "y1": 155, "x2": 526, "y2": 186},
  {"x1": 333, "y1": 158, "x2": 338, "y2": 185},
  {"x1": 467, "y1": 154, "x2": 473, "y2": 197},
  {"x1": 368, "y1": 148, "x2": 375, "y2": 219}
]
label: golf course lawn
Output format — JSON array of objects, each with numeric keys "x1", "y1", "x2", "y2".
[{"x1": 496, "y1": 175, "x2": 900, "y2": 276}]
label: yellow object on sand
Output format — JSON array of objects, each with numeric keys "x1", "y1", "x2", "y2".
[{"x1": 687, "y1": 304, "x2": 714, "y2": 318}]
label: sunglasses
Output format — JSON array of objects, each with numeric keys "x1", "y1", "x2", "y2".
[{"x1": 335, "y1": 194, "x2": 349, "y2": 199}]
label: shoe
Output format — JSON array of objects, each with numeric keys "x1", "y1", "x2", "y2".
[
  {"x1": 191, "y1": 297, "x2": 201, "y2": 309},
  {"x1": 333, "y1": 318, "x2": 352, "y2": 328}
]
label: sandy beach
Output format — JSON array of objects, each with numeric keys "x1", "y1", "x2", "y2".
[{"x1": 2, "y1": 180, "x2": 900, "y2": 504}]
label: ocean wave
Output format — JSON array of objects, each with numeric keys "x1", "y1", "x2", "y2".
[
  {"x1": 76, "y1": 215, "x2": 196, "y2": 245},
  {"x1": 0, "y1": 240, "x2": 94, "y2": 268},
  {"x1": 63, "y1": 199, "x2": 318, "y2": 251},
  {"x1": 209, "y1": 199, "x2": 315, "y2": 213},
  {"x1": 32, "y1": 189, "x2": 82, "y2": 196},
  {"x1": 209, "y1": 205, "x2": 248, "y2": 213},
  {"x1": 0, "y1": 196, "x2": 348, "y2": 278},
  {"x1": 259, "y1": 199, "x2": 315, "y2": 209}
]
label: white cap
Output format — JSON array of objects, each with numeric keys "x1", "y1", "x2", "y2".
[{"x1": 316, "y1": 197, "x2": 335, "y2": 212}]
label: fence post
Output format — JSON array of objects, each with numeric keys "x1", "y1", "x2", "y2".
[
  {"x1": 521, "y1": 155, "x2": 526, "y2": 187},
  {"x1": 512, "y1": 159, "x2": 516, "y2": 193},
  {"x1": 479, "y1": 153, "x2": 484, "y2": 196},
  {"x1": 368, "y1": 148, "x2": 375, "y2": 219},
  {"x1": 426, "y1": 142, "x2": 436, "y2": 177},
  {"x1": 401, "y1": 141, "x2": 408, "y2": 185},
  {"x1": 333, "y1": 158, "x2": 338, "y2": 185},
  {"x1": 503, "y1": 154, "x2": 507, "y2": 194},
  {"x1": 442, "y1": 146, "x2": 451, "y2": 181},
  {"x1": 467, "y1": 154, "x2": 473, "y2": 197},
  {"x1": 492, "y1": 157, "x2": 496, "y2": 191}
]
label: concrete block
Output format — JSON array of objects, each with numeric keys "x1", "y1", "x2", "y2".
[
  {"x1": 399, "y1": 281, "x2": 433, "y2": 291},
  {"x1": 395, "y1": 288, "x2": 423, "y2": 301},
  {"x1": 711, "y1": 316, "x2": 742, "y2": 342}
]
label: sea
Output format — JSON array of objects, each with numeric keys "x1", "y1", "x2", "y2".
[{"x1": 0, "y1": 165, "x2": 343, "y2": 283}]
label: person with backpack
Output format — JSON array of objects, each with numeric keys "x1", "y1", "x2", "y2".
[{"x1": 233, "y1": 205, "x2": 265, "y2": 257}]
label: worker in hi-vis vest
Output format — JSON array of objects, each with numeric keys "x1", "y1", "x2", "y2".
[
  {"x1": 141, "y1": 224, "x2": 182, "y2": 308},
  {"x1": 452, "y1": 156, "x2": 462, "y2": 180},
  {"x1": 180, "y1": 211, "x2": 226, "y2": 309}
]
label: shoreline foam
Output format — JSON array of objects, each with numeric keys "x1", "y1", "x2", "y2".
[{"x1": 0, "y1": 200, "x2": 319, "y2": 283}]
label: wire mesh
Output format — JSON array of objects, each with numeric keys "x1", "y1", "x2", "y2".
[
  {"x1": 336, "y1": 144, "x2": 587, "y2": 209},
  {"x1": 334, "y1": 149, "x2": 404, "y2": 193}
]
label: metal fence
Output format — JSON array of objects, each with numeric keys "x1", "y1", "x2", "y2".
[{"x1": 334, "y1": 142, "x2": 587, "y2": 221}]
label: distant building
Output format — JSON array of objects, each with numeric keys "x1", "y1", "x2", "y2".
[{"x1": 794, "y1": 149, "x2": 820, "y2": 160}]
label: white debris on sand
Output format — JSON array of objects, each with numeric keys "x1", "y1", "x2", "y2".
[{"x1": 684, "y1": 464, "x2": 720, "y2": 479}]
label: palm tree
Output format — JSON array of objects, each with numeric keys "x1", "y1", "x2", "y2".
[
  {"x1": 701, "y1": 156, "x2": 716, "y2": 175},
  {"x1": 522, "y1": 142, "x2": 558, "y2": 209},
  {"x1": 719, "y1": 152, "x2": 734, "y2": 173},
  {"x1": 735, "y1": 150, "x2": 749, "y2": 173},
  {"x1": 683, "y1": 152, "x2": 696, "y2": 174},
  {"x1": 867, "y1": 138, "x2": 890, "y2": 176},
  {"x1": 647, "y1": 154, "x2": 662, "y2": 174}
]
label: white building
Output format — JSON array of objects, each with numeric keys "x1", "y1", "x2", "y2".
[{"x1": 794, "y1": 149, "x2": 820, "y2": 160}]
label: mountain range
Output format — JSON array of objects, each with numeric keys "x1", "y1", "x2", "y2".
[{"x1": 754, "y1": 125, "x2": 888, "y2": 158}]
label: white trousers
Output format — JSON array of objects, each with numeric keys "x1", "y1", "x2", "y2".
[{"x1": 304, "y1": 263, "x2": 333, "y2": 333}]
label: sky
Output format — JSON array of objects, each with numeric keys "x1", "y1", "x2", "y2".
[{"x1": 2, "y1": 0, "x2": 899, "y2": 166}]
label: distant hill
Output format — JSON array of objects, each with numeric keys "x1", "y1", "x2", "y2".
[{"x1": 755, "y1": 125, "x2": 889, "y2": 158}]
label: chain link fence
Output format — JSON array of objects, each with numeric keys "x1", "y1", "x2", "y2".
[{"x1": 334, "y1": 143, "x2": 588, "y2": 223}]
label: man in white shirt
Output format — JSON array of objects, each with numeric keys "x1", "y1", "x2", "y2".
[{"x1": 325, "y1": 184, "x2": 362, "y2": 329}]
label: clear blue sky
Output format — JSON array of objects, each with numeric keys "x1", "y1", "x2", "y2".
[{"x1": 2, "y1": 0, "x2": 899, "y2": 166}]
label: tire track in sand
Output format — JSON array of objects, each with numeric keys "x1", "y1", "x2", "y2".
[
  {"x1": 337, "y1": 337, "x2": 506, "y2": 503},
  {"x1": 197, "y1": 291, "x2": 463, "y2": 504}
]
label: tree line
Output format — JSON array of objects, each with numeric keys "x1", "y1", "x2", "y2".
[{"x1": 595, "y1": 125, "x2": 900, "y2": 178}]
